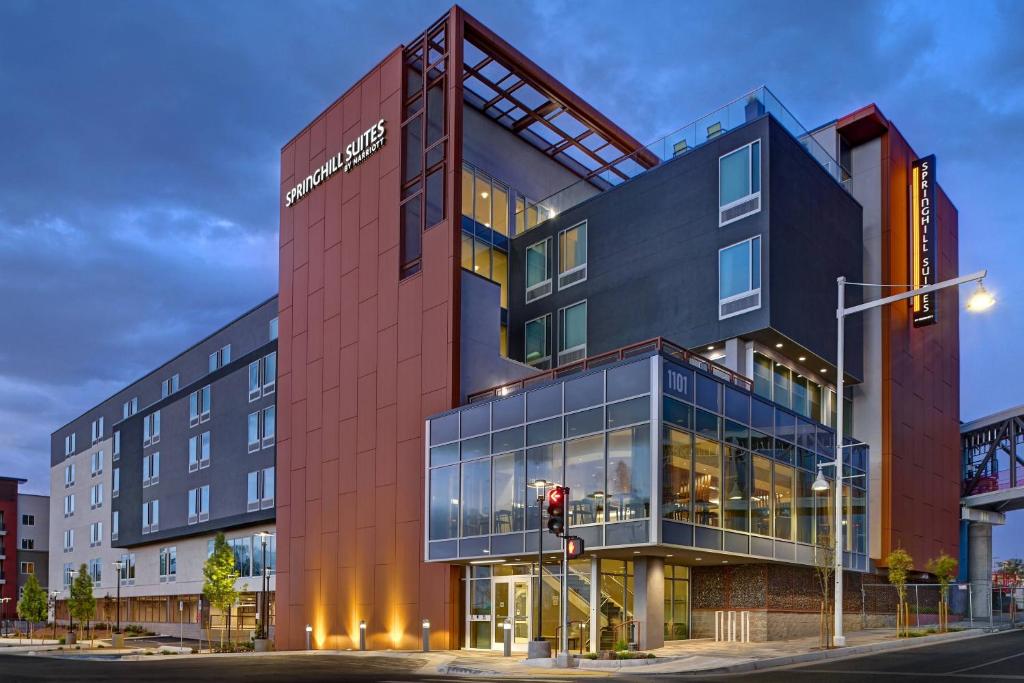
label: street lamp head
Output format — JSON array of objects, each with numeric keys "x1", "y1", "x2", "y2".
[
  {"x1": 966, "y1": 282, "x2": 996, "y2": 312},
  {"x1": 812, "y1": 467, "x2": 830, "y2": 492},
  {"x1": 530, "y1": 478, "x2": 549, "y2": 489}
]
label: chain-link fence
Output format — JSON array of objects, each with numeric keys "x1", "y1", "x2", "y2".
[{"x1": 861, "y1": 582, "x2": 1021, "y2": 629}]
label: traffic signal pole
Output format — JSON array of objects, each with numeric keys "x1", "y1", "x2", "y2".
[{"x1": 560, "y1": 510, "x2": 569, "y2": 659}]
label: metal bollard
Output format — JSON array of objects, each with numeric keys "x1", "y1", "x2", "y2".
[
  {"x1": 305, "y1": 624, "x2": 312, "y2": 650},
  {"x1": 503, "y1": 619, "x2": 512, "y2": 657},
  {"x1": 359, "y1": 620, "x2": 367, "y2": 651},
  {"x1": 422, "y1": 619, "x2": 430, "y2": 652}
]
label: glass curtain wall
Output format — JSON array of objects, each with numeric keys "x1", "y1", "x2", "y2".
[
  {"x1": 752, "y1": 351, "x2": 853, "y2": 435},
  {"x1": 663, "y1": 565, "x2": 690, "y2": 640},
  {"x1": 462, "y1": 164, "x2": 511, "y2": 353},
  {"x1": 599, "y1": 560, "x2": 634, "y2": 649}
]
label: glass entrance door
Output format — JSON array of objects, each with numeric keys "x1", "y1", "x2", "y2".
[{"x1": 493, "y1": 576, "x2": 531, "y2": 651}]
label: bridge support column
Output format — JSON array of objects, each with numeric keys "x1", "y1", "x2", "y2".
[{"x1": 968, "y1": 522, "x2": 993, "y2": 619}]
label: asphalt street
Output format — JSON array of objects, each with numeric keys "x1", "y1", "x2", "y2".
[{"x1": 0, "y1": 629, "x2": 1021, "y2": 682}]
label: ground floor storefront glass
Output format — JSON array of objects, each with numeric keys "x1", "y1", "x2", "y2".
[{"x1": 464, "y1": 558, "x2": 687, "y2": 652}]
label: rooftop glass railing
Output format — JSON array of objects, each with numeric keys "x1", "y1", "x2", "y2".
[{"x1": 514, "y1": 86, "x2": 848, "y2": 235}]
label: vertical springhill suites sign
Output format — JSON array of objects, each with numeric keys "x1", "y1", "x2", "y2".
[
  {"x1": 284, "y1": 119, "x2": 386, "y2": 207},
  {"x1": 911, "y1": 155, "x2": 937, "y2": 327}
]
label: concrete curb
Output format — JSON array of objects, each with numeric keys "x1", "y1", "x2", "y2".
[{"x1": 676, "y1": 627, "x2": 1011, "y2": 676}]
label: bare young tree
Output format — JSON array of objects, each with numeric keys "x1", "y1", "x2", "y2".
[{"x1": 814, "y1": 530, "x2": 835, "y2": 648}]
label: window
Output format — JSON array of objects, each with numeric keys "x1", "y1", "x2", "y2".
[
  {"x1": 63, "y1": 562, "x2": 73, "y2": 586},
  {"x1": 160, "y1": 546, "x2": 177, "y2": 581},
  {"x1": 119, "y1": 552, "x2": 136, "y2": 585},
  {"x1": 90, "y1": 482, "x2": 103, "y2": 509},
  {"x1": 123, "y1": 396, "x2": 138, "y2": 419},
  {"x1": 247, "y1": 467, "x2": 275, "y2": 512},
  {"x1": 64, "y1": 463, "x2": 75, "y2": 487},
  {"x1": 188, "y1": 485, "x2": 210, "y2": 524},
  {"x1": 525, "y1": 238, "x2": 552, "y2": 302},
  {"x1": 89, "y1": 520, "x2": 103, "y2": 546},
  {"x1": 491, "y1": 451, "x2": 525, "y2": 533},
  {"x1": 718, "y1": 236, "x2": 761, "y2": 319},
  {"x1": 719, "y1": 139, "x2": 761, "y2": 226},
  {"x1": 91, "y1": 449, "x2": 103, "y2": 476},
  {"x1": 142, "y1": 499, "x2": 159, "y2": 534},
  {"x1": 21, "y1": 539, "x2": 34, "y2": 550},
  {"x1": 143, "y1": 410, "x2": 161, "y2": 446},
  {"x1": 190, "y1": 385, "x2": 211, "y2": 426},
  {"x1": 112, "y1": 510, "x2": 119, "y2": 541},
  {"x1": 248, "y1": 406, "x2": 276, "y2": 452},
  {"x1": 161, "y1": 373, "x2": 180, "y2": 398},
  {"x1": 558, "y1": 221, "x2": 587, "y2": 289},
  {"x1": 113, "y1": 430, "x2": 121, "y2": 460},
  {"x1": 20, "y1": 561, "x2": 34, "y2": 575},
  {"x1": 607, "y1": 425, "x2": 651, "y2": 521},
  {"x1": 566, "y1": 434, "x2": 605, "y2": 524},
  {"x1": 524, "y1": 314, "x2": 551, "y2": 369},
  {"x1": 558, "y1": 300, "x2": 587, "y2": 365},
  {"x1": 429, "y1": 466, "x2": 459, "y2": 540},
  {"x1": 189, "y1": 432, "x2": 211, "y2": 471},
  {"x1": 63, "y1": 493, "x2": 75, "y2": 517},
  {"x1": 143, "y1": 452, "x2": 160, "y2": 487},
  {"x1": 693, "y1": 436, "x2": 720, "y2": 526},
  {"x1": 209, "y1": 344, "x2": 231, "y2": 372},
  {"x1": 248, "y1": 352, "x2": 277, "y2": 401},
  {"x1": 662, "y1": 427, "x2": 692, "y2": 522},
  {"x1": 88, "y1": 558, "x2": 102, "y2": 583},
  {"x1": 112, "y1": 467, "x2": 120, "y2": 498},
  {"x1": 63, "y1": 528, "x2": 74, "y2": 551},
  {"x1": 64, "y1": 432, "x2": 76, "y2": 456},
  {"x1": 91, "y1": 416, "x2": 104, "y2": 443},
  {"x1": 21, "y1": 514, "x2": 34, "y2": 526},
  {"x1": 269, "y1": 317, "x2": 279, "y2": 340}
]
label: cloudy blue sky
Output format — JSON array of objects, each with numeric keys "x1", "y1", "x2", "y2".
[{"x1": 1, "y1": 1, "x2": 1021, "y2": 558}]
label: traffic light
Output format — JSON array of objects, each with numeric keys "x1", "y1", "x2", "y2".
[
  {"x1": 547, "y1": 486, "x2": 567, "y2": 535},
  {"x1": 566, "y1": 536, "x2": 585, "y2": 559}
]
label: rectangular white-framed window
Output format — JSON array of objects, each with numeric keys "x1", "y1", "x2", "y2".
[
  {"x1": 91, "y1": 416, "x2": 104, "y2": 443},
  {"x1": 248, "y1": 360, "x2": 261, "y2": 401},
  {"x1": 188, "y1": 485, "x2": 210, "y2": 524},
  {"x1": 88, "y1": 558, "x2": 102, "y2": 583},
  {"x1": 718, "y1": 235, "x2": 762, "y2": 319},
  {"x1": 247, "y1": 467, "x2": 276, "y2": 512},
  {"x1": 112, "y1": 467, "x2": 120, "y2": 498},
  {"x1": 557, "y1": 300, "x2": 588, "y2": 366},
  {"x1": 91, "y1": 449, "x2": 103, "y2": 476},
  {"x1": 209, "y1": 344, "x2": 231, "y2": 372},
  {"x1": 64, "y1": 462, "x2": 75, "y2": 487},
  {"x1": 123, "y1": 397, "x2": 138, "y2": 419},
  {"x1": 161, "y1": 373, "x2": 180, "y2": 398},
  {"x1": 248, "y1": 407, "x2": 275, "y2": 452},
  {"x1": 90, "y1": 482, "x2": 103, "y2": 509},
  {"x1": 63, "y1": 493, "x2": 75, "y2": 517},
  {"x1": 112, "y1": 510, "x2": 119, "y2": 542},
  {"x1": 719, "y1": 139, "x2": 762, "y2": 226},
  {"x1": 21, "y1": 514, "x2": 34, "y2": 526},
  {"x1": 190, "y1": 385, "x2": 211, "y2": 426},
  {"x1": 20, "y1": 561, "x2": 35, "y2": 575},
  {"x1": 143, "y1": 452, "x2": 160, "y2": 487},
  {"x1": 159, "y1": 546, "x2": 177, "y2": 582},
  {"x1": 89, "y1": 520, "x2": 103, "y2": 547},
  {"x1": 525, "y1": 237, "x2": 552, "y2": 302},
  {"x1": 62, "y1": 562, "x2": 73, "y2": 586},
  {"x1": 64, "y1": 432, "x2": 76, "y2": 456},
  {"x1": 143, "y1": 410, "x2": 161, "y2": 446},
  {"x1": 63, "y1": 528, "x2": 74, "y2": 551},
  {"x1": 21, "y1": 538, "x2": 35, "y2": 550},
  {"x1": 119, "y1": 552, "x2": 136, "y2": 585},
  {"x1": 263, "y1": 406, "x2": 275, "y2": 447},
  {"x1": 248, "y1": 352, "x2": 277, "y2": 402},
  {"x1": 142, "y1": 499, "x2": 159, "y2": 534},
  {"x1": 113, "y1": 430, "x2": 120, "y2": 461},
  {"x1": 189, "y1": 431, "x2": 211, "y2": 472},
  {"x1": 524, "y1": 314, "x2": 551, "y2": 370},
  {"x1": 269, "y1": 317, "x2": 279, "y2": 340},
  {"x1": 557, "y1": 221, "x2": 587, "y2": 289}
]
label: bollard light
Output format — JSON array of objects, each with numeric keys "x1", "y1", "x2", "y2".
[
  {"x1": 422, "y1": 618, "x2": 431, "y2": 652},
  {"x1": 305, "y1": 624, "x2": 312, "y2": 651},
  {"x1": 503, "y1": 619, "x2": 512, "y2": 657},
  {"x1": 359, "y1": 620, "x2": 367, "y2": 651}
]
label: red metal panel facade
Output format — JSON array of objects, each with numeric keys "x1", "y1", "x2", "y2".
[
  {"x1": 276, "y1": 27, "x2": 463, "y2": 649},
  {"x1": 0, "y1": 479, "x2": 18, "y2": 610}
]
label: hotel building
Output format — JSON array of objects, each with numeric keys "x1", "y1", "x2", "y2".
[{"x1": 275, "y1": 7, "x2": 959, "y2": 651}]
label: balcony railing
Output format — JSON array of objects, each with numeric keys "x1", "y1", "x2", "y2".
[
  {"x1": 514, "y1": 86, "x2": 849, "y2": 235},
  {"x1": 467, "y1": 337, "x2": 752, "y2": 404}
]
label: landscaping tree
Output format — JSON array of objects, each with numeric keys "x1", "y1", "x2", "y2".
[
  {"x1": 813, "y1": 528, "x2": 835, "y2": 648},
  {"x1": 203, "y1": 531, "x2": 239, "y2": 650},
  {"x1": 17, "y1": 574, "x2": 48, "y2": 645},
  {"x1": 926, "y1": 553, "x2": 958, "y2": 632},
  {"x1": 68, "y1": 563, "x2": 96, "y2": 640},
  {"x1": 886, "y1": 548, "x2": 914, "y2": 637}
]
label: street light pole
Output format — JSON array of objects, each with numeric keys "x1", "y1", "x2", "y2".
[
  {"x1": 112, "y1": 560, "x2": 124, "y2": 636},
  {"x1": 832, "y1": 269, "x2": 990, "y2": 646},
  {"x1": 254, "y1": 531, "x2": 273, "y2": 641},
  {"x1": 530, "y1": 479, "x2": 549, "y2": 644}
]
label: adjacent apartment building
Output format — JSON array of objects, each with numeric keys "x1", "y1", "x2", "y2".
[
  {"x1": 49, "y1": 297, "x2": 278, "y2": 638},
  {"x1": 0, "y1": 476, "x2": 49, "y2": 617},
  {"x1": 275, "y1": 6, "x2": 961, "y2": 651}
]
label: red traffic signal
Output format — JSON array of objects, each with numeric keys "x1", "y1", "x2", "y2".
[
  {"x1": 547, "y1": 485, "x2": 567, "y2": 535},
  {"x1": 566, "y1": 536, "x2": 584, "y2": 559}
]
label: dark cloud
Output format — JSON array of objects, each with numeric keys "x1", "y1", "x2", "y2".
[{"x1": 0, "y1": 0, "x2": 1021, "y2": 552}]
